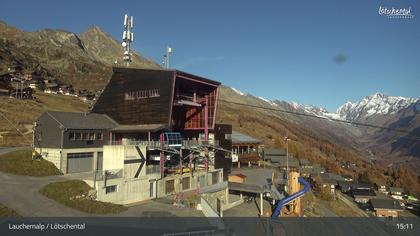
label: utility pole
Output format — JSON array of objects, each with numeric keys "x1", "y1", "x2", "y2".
[{"x1": 285, "y1": 133, "x2": 289, "y2": 180}]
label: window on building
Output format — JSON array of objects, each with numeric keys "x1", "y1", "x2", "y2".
[
  {"x1": 124, "y1": 89, "x2": 160, "y2": 100},
  {"x1": 82, "y1": 133, "x2": 89, "y2": 140},
  {"x1": 150, "y1": 89, "x2": 160, "y2": 98},
  {"x1": 88, "y1": 132, "x2": 95, "y2": 140},
  {"x1": 67, "y1": 152, "x2": 94, "y2": 159},
  {"x1": 165, "y1": 179, "x2": 175, "y2": 194},
  {"x1": 75, "y1": 133, "x2": 82, "y2": 140},
  {"x1": 212, "y1": 172, "x2": 219, "y2": 185},
  {"x1": 182, "y1": 177, "x2": 190, "y2": 190},
  {"x1": 198, "y1": 175, "x2": 205, "y2": 187},
  {"x1": 69, "y1": 132, "x2": 75, "y2": 140},
  {"x1": 105, "y1": 185, "x2": 118, "y2": 194},
  {"x1": 97, "y1": 132, "x2": 103, "y2": 140}
]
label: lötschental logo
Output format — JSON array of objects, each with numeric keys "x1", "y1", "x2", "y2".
[{"x1": 379, "y1": 6, "x2": 414, "y2": 19}]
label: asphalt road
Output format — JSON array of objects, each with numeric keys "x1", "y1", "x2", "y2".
[{"x1": 0, "y1": 171, "x2": 90, "y2": 217}]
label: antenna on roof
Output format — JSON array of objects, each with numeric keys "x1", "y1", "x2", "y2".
[
  {"x1": 163, "y1": 45, "x2": 172, "y2": 69},
  {"x1": 122, "y1": 13, "x2": 134, "y2": 67}
]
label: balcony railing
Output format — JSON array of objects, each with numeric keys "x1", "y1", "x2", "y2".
[
  {"x1": 109, "y1": 139, "x2": 219, "y2": 149},
  {"x1": 94, "y1": 169, "x2": 124, "y2": 181},
  {"x1": 146, "y1": 165, "x2": 160, "y2": 175}
]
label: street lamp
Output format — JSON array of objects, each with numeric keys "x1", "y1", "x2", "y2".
[{"x1": 284, "y1": 134, "x2": 291, "y2": 180}]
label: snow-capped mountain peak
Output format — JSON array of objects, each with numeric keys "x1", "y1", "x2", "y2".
[
  {"x1": 288, "y1": 102, "x2": 341, "y2": 119},
  {"x1": 226, "y1": 87, "x2": 417, "y2": 122},
  {"x1": 336, "y1": 93, "x2": 419, "y2": 121}
]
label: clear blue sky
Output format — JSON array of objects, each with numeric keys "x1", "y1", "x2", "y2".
[{"x1": 1, "y1": 0, "x2": 419, "y2": 111}]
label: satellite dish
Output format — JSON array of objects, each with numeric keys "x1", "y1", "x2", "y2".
[{"x1": 122, "y1": 42, "x2": 127, "y2": 47}]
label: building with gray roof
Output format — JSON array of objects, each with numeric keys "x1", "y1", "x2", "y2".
[
  {"x1": 34, "y1": 111, "x2": 166, "y2": 174},
  {"x1": 231, "y1": 131, "x2": 262, "y2": 154},
  {"x1": 370, "y1": 198, "x2": 403, "y2": 217}
]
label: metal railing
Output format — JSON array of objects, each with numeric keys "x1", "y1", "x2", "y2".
[
  {"x1": 108, "y1": 139, "x2": 219, "y2": 148},
  {"x1": 94, "y1": 169, "x2": 124, "y2": 181},
  {"x1": 146, "y1": 165, "x2": 160, "y2": 175}
]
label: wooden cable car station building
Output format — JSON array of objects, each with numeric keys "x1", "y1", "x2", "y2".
[{"x1": 34, "y1": 67, "x2": 233, "y2": 205}]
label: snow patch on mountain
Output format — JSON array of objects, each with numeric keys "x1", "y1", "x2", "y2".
[
  {"x1": 289, "y1": 102, "x2": 342, "y2": 120},
  {"x1": 231, "y1": 87, "x2": 245, "y2": 96},
  {"x1": 257, "y1": 96, "x2": 278, "y2": 106}
]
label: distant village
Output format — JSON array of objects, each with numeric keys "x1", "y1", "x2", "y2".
[
  {"x1": 231, "y1": 132, "x2": 419, "y2": 218},
  {"x1": 0, "y1": 63, "x2": 97, "y2": 103}
]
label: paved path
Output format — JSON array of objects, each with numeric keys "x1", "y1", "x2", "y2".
[
  {"x1": 0, "y1": 147, "x2": 94, "y2": 216},
  {"x1": 0, "y1": 171, "x2": 91, "y2": 217}
]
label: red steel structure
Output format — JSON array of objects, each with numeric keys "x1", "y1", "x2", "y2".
[{"x1": 92, "y1": 67, "x2": 223, "y2": 178}]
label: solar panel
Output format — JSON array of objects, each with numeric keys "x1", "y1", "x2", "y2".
[{"x1": 165, "y1": 132, "x2": 182, "y2": 147}]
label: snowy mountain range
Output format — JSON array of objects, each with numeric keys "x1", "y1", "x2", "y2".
[
  {"x1": 230, "y1": 88, "x2": 419, "y2": 122},
  {"x1": 335, "y1": 93, "x2": 419, "y2": 121}
]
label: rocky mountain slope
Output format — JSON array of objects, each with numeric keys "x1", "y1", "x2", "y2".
[{"x1": 0, "y1": 21, "x2": 160, "y2": 91}]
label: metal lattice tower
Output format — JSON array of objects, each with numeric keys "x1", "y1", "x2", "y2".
[
  {"x1": 122, "y1": 14, "x2": 134, "y2": 67},
  {"x1": 163, "y1": 45, "x2": 172, "y2": 69}
]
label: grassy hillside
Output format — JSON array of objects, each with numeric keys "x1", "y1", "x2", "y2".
[
  {"x1": 0, "y1": 92, "x2": 88, "y2": 146},
  {"x1": 0, "y1": 203, "x2": 20, "y2": 217},
  {"x1": 40, "y1": 180, "x2": 127, "y2": 214},
  {"x1": 0, "y1": 149, "x2": 62, "y2": 176}
]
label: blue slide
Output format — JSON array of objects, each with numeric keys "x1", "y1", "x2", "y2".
[{"x1": 271, "y1": 176, "x2": 311, "y2": 219}]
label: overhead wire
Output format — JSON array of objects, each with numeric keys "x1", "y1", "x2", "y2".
[{"x1": 217, "y1": 99, "x2": 420, "y2": 141}]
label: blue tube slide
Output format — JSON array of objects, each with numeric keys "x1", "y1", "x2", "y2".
[{"x1": 271, "y1": 176, "x2": 311, "y2": 218}]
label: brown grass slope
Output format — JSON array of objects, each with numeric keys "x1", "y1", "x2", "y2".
[{"x1": 0, "y1": 92, "x2": 89, "y2": 146}]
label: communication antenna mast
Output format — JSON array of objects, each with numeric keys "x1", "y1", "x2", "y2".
[
  {"x1": 163, "y1": 45, "x2": 172, "y2": 69},
  {"x1": 122, "y1": 14, "x2": 134, "y2": 67}
]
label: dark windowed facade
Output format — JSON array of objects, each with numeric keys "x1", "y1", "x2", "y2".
[
  {"x1": 105, "y1": 185, "x2": 118, "y2": 194},
  {"x1": 182, "y1": 177, "x2": 190, "y2": 190},
  {"x1": 165, "y1": 179, "x2": 175, "y2": 194},
  {"x1": 69, "y1": 132, "x2": 103, "y2": 141},
  {"x1": 124, "y1": 89, "x2": 160, "y2": 100}
]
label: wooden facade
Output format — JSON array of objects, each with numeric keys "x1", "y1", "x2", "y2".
[
  {"x1": 92, "y1": 68, "x2": 174, "y2": 126},
  {"x1": 92, "y1": 68, "x2": 220, "y2": 134},
  {"x1": 214, "y1": 124, "x2": 232, "y2": 178}
]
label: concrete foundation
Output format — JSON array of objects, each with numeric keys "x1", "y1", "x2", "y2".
[{"x1": 35, "y1": 147, "x2": 103, "y2": 174}]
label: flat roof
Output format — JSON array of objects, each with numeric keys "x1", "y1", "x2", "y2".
[
  {"x1": 111, "y1": 124, "x2": 166, "y2": 132},
  {"x1": 228, "y1": 182, "x2": 265, "y2": 194},
  {"x1": 231, "y1": 131, "x2": 262, "y2": 145},
  {"x1": 112, "y1": 67, "x2": 221, "y2": 86},
  {"x1": 264, "y1": 148, "x2": 287, "y2": 156},
  {"x1": 352, "y1": 189, "x2": 376, "y2": 197}
]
